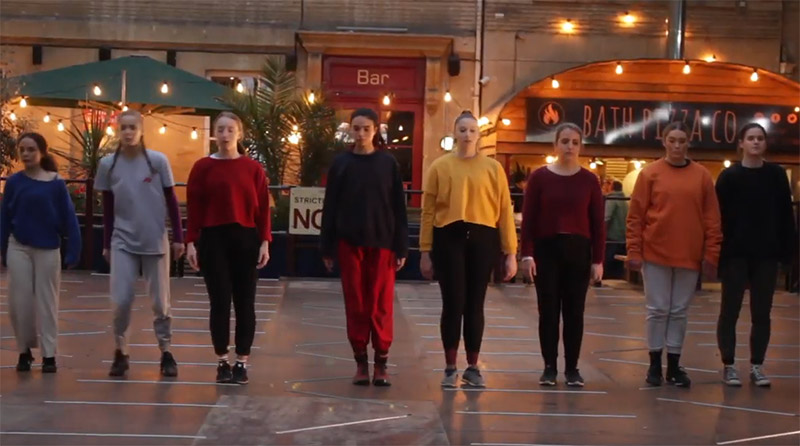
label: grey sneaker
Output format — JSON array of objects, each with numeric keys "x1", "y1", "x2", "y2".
[
  {"x1": 462, "y1": 366, "x2": 486, "y2": 388},
  {"x1": 750, "y1": 365, "x2": 770, "y2": 387},
  {"x1": 441, "y1": 368, "x2": 459, "y2": 388},
  {"x1": 722, "y1": 365, "x2": 741, "y2": 387}
]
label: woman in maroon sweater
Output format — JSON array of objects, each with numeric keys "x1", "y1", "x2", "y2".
[
  {"x1": 521, "y1": 122, "x2": 605, "y2": 387},
  {"x1": 186, "y1": 111, "x2": 271, "y2": 385}
]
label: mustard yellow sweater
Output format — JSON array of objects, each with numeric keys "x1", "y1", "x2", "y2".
[{"x1": 420, "y1": 153, "x2": 517, "y2": 254}]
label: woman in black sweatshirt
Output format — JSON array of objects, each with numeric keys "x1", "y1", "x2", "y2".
[
  {"x1": 715, "y1": 122, "x2": 796, "y2": 388},
  {"x1": 320, "y1": 108, "x2": 409, "y2": 387}
]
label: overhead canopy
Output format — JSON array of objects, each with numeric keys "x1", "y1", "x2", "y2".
[{"x1": 13, "y1": 55, "x2": 231, "y2": 113}]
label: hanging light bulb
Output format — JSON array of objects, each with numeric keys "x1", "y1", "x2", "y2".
[
  {"x1": 191, "y1": 127, "x2": 199, "y2": 140},
  {"x1": 9, "y1": 110, "x2": 17, "y2": 121},
  {"x1": 122, "y1": 105, "x2": 129, "y2": 112},
  {"x1": 615, "y1": 62, "x2": 623, "y2": 75},
  {"x1": 723, "y1": 159, "x2": 731, "y2": 168},
  {"x1": 398, "y1": 125, "x2": 404, "y2": 131},
  {"x1": 444, "y1": 91, "x2": 452, "y2": 102},
  {"x1": 19, "y1": 97, "x2": 28, "y2": 108},
  {"x1": 292, "y1": 124, "x2": 299, "y2": 132},
  {"x1": 750, "y1": 69, "x2": 759, "y2": 82},
  {"x1": 235, "y1": 81, "x2": 244, "y2": 93},
  {"x1": 43, "y1": 113, "x2": 51, "y2": 123},
  {"x1": 159, "y1": 124, "x2": 167, "y2": 134},
  {"x1": 382, "y1": 93, "x2": 391, "y2": 106},
  {"x1": 105, "y1": 125, "x2": 114, "y2": 136},
  {"x1": 589, "y1": 162, "x2": 597, "y2": 170},
  {"x1": 307, "y1": 90, "x2": 316, "y2": 103},
  {"x1": 621, "y1": 12, "x2": 636, "y2": 26},
  {"x1": 288, "y1": 132, "x2": 301, "y2": 145},
  {"x1": 560, "y1": 19, "x2": 575, "y2": 34},
  {"x1": 551, "y1": 77, "x2": 560, "y2": 89},
  {"x1": 545, "y1": 155, "x2": 556, "y2": 164},
  {"x1": 704, "y1": 54, "x2": 717, "y2": 63},
  {"x1": 794, "y1": 106, "x2": 800, "y2": 113},
  {"x1": 93, "y1": 84, "x2": 102, "y2": 96},
  {"x1": 633, "y1": 160, "x2": 643, "y2": 169},
  {"x1": 501, "y1": 118, "x2": 511, "y2": 126},
  {"x1": 161, "y1": 82, "x2": 169, "y2": 94},
  {"x1": 682, "y1": 61, "x2": 691, "y2": 75},
  {"x1": 57, "y1": 120, "x2": 64, "y2": 131},
  {"x1": 478, "y1": 116, "x2": 490, "y2": 127}
]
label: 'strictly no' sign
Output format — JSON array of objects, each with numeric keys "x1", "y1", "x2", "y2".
[{"x1": 289, "y1": 187, "x2": 325, "y2": 235}]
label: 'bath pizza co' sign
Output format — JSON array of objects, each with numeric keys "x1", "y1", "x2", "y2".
[{"x1": 289, "y1": 187, "x2": 325, "y2": 235}]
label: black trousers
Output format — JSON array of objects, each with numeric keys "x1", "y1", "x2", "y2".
[
  {"x1": 433, "y1": 222, "x2": 500, "y2": 353},
  {"x1": 717, "y1": 257, "x2": 778, "y2": 365},
  {"x1": 198, "y1": 224, "x2": 259, "y2": 356},
  {"x1": 533, "y1": 234, "x2": 592, "y2": 371}
]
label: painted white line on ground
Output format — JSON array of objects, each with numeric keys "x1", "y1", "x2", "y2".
[
  {"x1": 294, "y1": 341, "x2": 349, "y2": 347},
  {"x1": 421, "y1": 335, "x2": 538, "y2": 341},
  {"x1": 59, "y1": 309, "x2": 111, "y2": 313},
  {"x1": 2, "y1": 331, "x2": 106, "y2": 340},
  {"x1": 275, "y1": 414, "x2": 411, "y2": 435},
  {"x1": 101, "y1": 360, "x2": 224, "y2": 367},
  {"x1": 61, "y1": 280, "x2": 84, "y2": 284},
  {"x1": 77, "y1": 379, "x2": 238, "y2": 387},
  {"x1": 288, "y1": 389, "x2": 406, "y2": 408},
  {"x1": 585, "y1": 315, "x2": 617, "y2": 321},
  {"x1": 456, "y1": 410, "x2": 635, "y2": 418},
  {"x1": 657, "y1": 397, "x2": 798, "y2": 417},
  {"x1": 45, "y1": 400, "x2": 227, "y2": 408},
  {"x1": 172, "y1": 316, "x2": 270, "y2": 321},
  {"x1": 599, "y1": 358, "x2": 716, "y2": 374},
  {"x1": 716, "y1": 430, "x2": 800, "y2": 445},
  {"x1": 697, "y1": 343, "x2": 800, "y2": 348},
  {"x1": 425, "y1": 350, "x2": 540, "y2": 356},
  {"x1": 142, "y1": 328, "x2": 265, "y2": 334},
  {"x1": 585, "y1": 332, "x2": 646, "y2": 341},
  {"x1": 0, "y1": 432, "x2": 206, "y2": 439},
  {"x1": 444, "y1": 388, "x2": 606, "y2": 395},
  {"x1": 284, "y1": 376, "x2": 352, "y2": 384},
  {"x1": 433, "y1": 369, "x2": 541, "y2": 373},
  {"x1": 127, "y1": 343, "x2": 261, "y2": 349},
  {"x1": 295, "y1": 351, "x2": 397, "y2": 367},
  {"x1": 301, "y1": 322, "x2": 346, "y2": 330},
  {"x1": 735, "y1": 357, "x2": 800, "y2": 363}
]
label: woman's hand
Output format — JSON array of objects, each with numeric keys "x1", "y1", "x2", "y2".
[
  {"x1": 503, "y1": 254, "x2": 518, "y2": 281},
  {"x1": 396, "y1": 257, "x2": 407, "y2": 272},
  {"x1": 186, "y1": 243, "x2": 199, "y2": 271},
  {"x1": 591, "y1": 263, "x2": 604, "y2": 283},
  {"x1": 521, "y1": 257, "x2": 536, "y2": 281},
  {"x1": 257, "y1": 241, "x2": 270, "y2": 269},
  {"x1": 323, "y1": 257, "x2": 335, "y2": 273},
  {"x1": 420, "y1": 252, "x2": 434, "y2": 280}
]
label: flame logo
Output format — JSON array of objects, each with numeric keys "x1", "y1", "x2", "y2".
[{"x1": 539, "y1": 102, "x2": 563, "y2": 127}]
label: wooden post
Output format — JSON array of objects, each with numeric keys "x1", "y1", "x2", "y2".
[{"x1": 83, "y1": 178, "x2": 95, "y2": 270}]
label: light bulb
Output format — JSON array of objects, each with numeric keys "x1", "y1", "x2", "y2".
[
  {"x1": 292, "y1": 124, "x2": 299, "y2": 131},
  {"x1": 105, "y1": 125, "x2": 114, "y2": 136},
  {"x1": 20, "y1": 97, "x2": 28, "y2": 108},
  {"x1": 161, "y1": 82, "x2": 169, "y2": 94},
  {"x1": 382, "y1": 94, "x2": 391, "y2": 106},
  {"x1": 589, "y1": 162, "x2": 597, "y2": 169},
  {"x1": 307, "y1": 91, "x2": 316, "y2": 103},
  {"x1": 398, "y1": 125, "x2": 404, "y2": 131},
  {"x1": 622, "y1": 12, "x2": 636, "y2": 25},
  {"x1": 750, "y1": 69, "x2": 759, "y2": 82},
  {"x1": 723, "y1": 160, "x2": 731, "y2": 168},
  {"x1": 478, "y1": 116, "x2": 490, "y2": 126},
  {"x1": 683, "y1": 62, "x2": 691, "y2": 75},
  {"x1": 704, "y1": 54, "x2": 717, "y2": 63},
  {"x1": 191, "y1": 128, "x2": 198, "y2": 140},
  {"x1": 615, "y1": 62, "x2": 623, "y2": 75},
  {"x1": 633, "y1": 160, "x2": 642, "y2": 169},
  {"x1": 57, "y1": 120, "x2": 64, "y2": 131},
  {"x1": 551, "y1": 77, "x2": 560, "y2": 89},
  {"x1": 159, "y1": 124, "x2": 167, "y2": 134},
  {"x1": 288, "y1": 133, "x2": 300, "y2": 145},
  {"x1": 122, "y1": 105, "x2": 129, "y2": 112},
  {"x1": 9, "y1": 111, "x2": 17, "y2": 121},
  {"x1": 236, "y1": 81, "x2": 244, "y2": 93},
  {"x1": 43, "y1": 113, "x2": 51, "y2": 123},
  {"x1": 501, "y1": 118, "x2": 511, "y2": 126},
  {"x1": 561, "y1": 19, "x2": 574, "y2": 34},
  {"x1": 93, "y1": 84, "x2": 102, "y2": 96},
  {"x1": 546, "y1": 155, "x2": 556, "y2": 164},
  {"x1": 795, "y1": 106, "x2": 800, "y2": 113},
  {"x1": 444, "y1": 91, "x2": 452, "y2": 102}
]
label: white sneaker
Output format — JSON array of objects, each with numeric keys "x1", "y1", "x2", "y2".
[
  {"x1": 722, "y1": 365, "x2": 741, "y2": 387},
  {"x1": 441, "y1": 368, "x2": 459, "y2": 388},
  {"x1": 750, "y1": 365, "x2": 771, "y2": 387}
]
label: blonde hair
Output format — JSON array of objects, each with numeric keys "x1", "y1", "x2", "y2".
[
  {"x1": 213, "y1": 111, "x2": 246, "y2": 154},
  {"x1": 109, "y1": 109, "x2": 153, "y2": 179}
]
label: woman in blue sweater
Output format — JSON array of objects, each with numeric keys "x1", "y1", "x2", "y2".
[{"x1": 0, "y1": 132, "x2": 81, "y2": 373}]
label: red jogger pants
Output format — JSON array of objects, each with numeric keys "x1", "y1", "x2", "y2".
[{"x1": 337, "y1": 240, "x2": 395, "y2": 354}]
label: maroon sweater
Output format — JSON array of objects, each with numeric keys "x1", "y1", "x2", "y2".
[
  {"x1": 521, "y1": 166, "x2": 605, "y2": 263},
  {"x1": 186, "y1": 156, "x2": 272, "y2": 244}
]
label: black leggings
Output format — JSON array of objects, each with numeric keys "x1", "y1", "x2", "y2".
[
  {"x1": 533, "y1": 234, "x2": 592, "y2": 372},
  {"x1": 717, "y1": 257, "x2": 777, "y2": 365},
  {"x1": 198, "y1": 224, "x2": 259, "y2": 356},
  {"x1": 433, "y1": 222, "x2": 500, "y2": 354}
]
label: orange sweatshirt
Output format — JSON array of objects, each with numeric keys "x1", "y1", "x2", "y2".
[{"x1": 626, "y1": 159, "x2": 722, "y2": 271}]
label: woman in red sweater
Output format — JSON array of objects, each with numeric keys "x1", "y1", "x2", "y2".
[
  {"x1": 520, "y1": 122, "x2": 605, "y2": 388},
  {"x1": 186, "y1": 111, "x2": 271, "y2": 385}
]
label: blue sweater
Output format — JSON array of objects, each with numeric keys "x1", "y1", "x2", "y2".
[{"x1": 0, "y1": 172, "x2": 82, "y2": 266}]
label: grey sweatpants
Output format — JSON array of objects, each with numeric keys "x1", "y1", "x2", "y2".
[
  {"x1": 110, "y1": 247, "x2": 171, "y2": 354},
  {"x1": 642, "y1": 262, "x2": 700, "y2": 354},
  {"x1": 6, "y1": 236, "x2": 61, "y2": 358}
]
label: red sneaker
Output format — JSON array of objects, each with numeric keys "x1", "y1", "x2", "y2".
[
  {"x1": 353, "y1": 361, "x2": 370, "y2": 385},
  {"x1": 372, "y1": 363, "x2": 391, "y2": 387}
]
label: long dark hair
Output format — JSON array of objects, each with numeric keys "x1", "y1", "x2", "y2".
[
  {"x1": 350, "y1": 108, "x2": 386, "y2": 149},
  {"x1": 213, "y1": 111, "x2": 247, "y2": 155},
  {"x1": 108, "y1": 110, "x2": 155, "y2": 181},
  {"x1": 736, "y1": 122, "x2": 768, "y2": 155},
  {"x1": 17, "y1": 132, "x2": 58, "y2": 172}
]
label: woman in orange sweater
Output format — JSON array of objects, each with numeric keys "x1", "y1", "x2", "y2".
[{"x1": 626, "y1": 121, "x2": 722, "y2": 388}]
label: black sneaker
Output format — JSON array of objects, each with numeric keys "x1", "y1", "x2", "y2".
[
  {"x1": 231, "y1": 361, "x2": 248, "y2": 385},
  {"x1": 16, "y1": 349, "x2": 33, "y2": 372},
  {"x1": 646, "y1": 363, "x2": 663, "y2": 386},
  {"x1": 109, "y1": 350, "x2": 130, "y2": 377},
  {"x1": 667, "y1": 366, "x2": 692, "y2": 388},
  {"x1": 539, "y1": 365, "x2": 557, "y2": 386},
  {"x1": 216, "y1": 361, "x2": 232, "y2": 383},
  {"x1": 565, "y1": 369, "x2": 584, "y2": 387},
  {"x1": 160, "y1": 351, "x2": 178, "y2": 377},
  {"x1": 42, "y1": 357, "x2": 57, "y2": 373}
]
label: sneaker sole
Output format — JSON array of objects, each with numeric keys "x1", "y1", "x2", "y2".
[
  {"x1": 441, "y1": 379, "x2": 459, "y2": 388},
  {"x1": 752, "y1": 381, "x2": 771, "y2": 387},
  {"x1": 372, "y1": 379, "x2": 391, "y2": 387},
  {"x1": 161, "y1": 369, "x2": 178, "y2": 377},
  {"x1": 461, "y1": 379, "x2": 486, "y2": 388},
  {"x1": 539, "y1": 380, "x2": 556, "y2": 386},
  {"x1": 723, "y1": 380, "x2": 742, "y2": 387},
  {"x1": 566, "y1": 381, "x2": 584, "y2": 387},
  {"x1": 353, "y1": 379, "x2": 370, "y2": 386}
]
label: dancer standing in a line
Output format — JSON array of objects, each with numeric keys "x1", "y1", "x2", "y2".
[
  {"x1": 627, "y1": 121, "x2": 722, "y2": 388},
  {"x1": 420, "y1": 110, "x2": 517, "y2": 388},
  {"x1": 186, "y1": 111, "x2": 271, "y2": 385},
  {"x1": 716, "y1": 123, "x2": 796, "y2": 387},
  {"x1": 320, "y1": 108, "x2": 408, "y2": 386},
  {"x1": 520, "y1": 122, "x2": 605, "y2": 387},
  {"x1": 95, "y1": 109, "x2": 184, "y2": 377},
  {"x1": 1, "y1": 133, "x2": 81, "y2": 373}
]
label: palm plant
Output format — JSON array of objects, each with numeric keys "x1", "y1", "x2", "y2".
[
  {"x1": 50, "y1": 108, "x2": 114, "y2": 179},
  {"x1": 0, "y1": 72, "x2": 27, "y2": 176}
]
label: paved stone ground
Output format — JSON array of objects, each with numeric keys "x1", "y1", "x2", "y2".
[{"x1": 0, "y1": 272, "x2": 798, "y2": 445}]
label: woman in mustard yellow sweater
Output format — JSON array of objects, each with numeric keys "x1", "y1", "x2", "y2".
[{"x1": 420, "y1": 111, "x2": 517, "y2": 388}]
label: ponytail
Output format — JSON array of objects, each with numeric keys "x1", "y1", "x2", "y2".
[{"x1": 40, "y1": 154, "x2": 58, "y2": 172}]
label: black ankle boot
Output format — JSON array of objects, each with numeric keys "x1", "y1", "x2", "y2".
[
  {"x1": 646, "y1": 350, "x2": 663, "y2": 386},
  {"x1": 666, "y1": 353, "x2": 691, "y2": 387}
]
